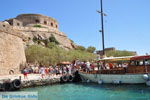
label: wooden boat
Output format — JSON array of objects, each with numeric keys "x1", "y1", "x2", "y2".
[{"x1": 79, "y1": 55, "x2": 150, "y2": 85}]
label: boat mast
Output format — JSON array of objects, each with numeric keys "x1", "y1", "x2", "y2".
[
  {"x1": 98, "y1": 0, "x2": 105, "y2": 57},
  {"x1": 100, "y1": 0, "x2": 105, "y2": 57}
]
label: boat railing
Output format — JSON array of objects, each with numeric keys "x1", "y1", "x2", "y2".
[
  {"x1": 80, "y1": 67, "x2": 126, "y2": 74},
  {"x1": 80, "y1": 65, "x2": 150, "y2": 74}
]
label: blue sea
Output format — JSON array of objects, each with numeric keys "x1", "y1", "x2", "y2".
[{"x1": 21, "y1": 83, "x2": 150, "y2": 100}]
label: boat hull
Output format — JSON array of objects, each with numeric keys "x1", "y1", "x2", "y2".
[{"x1": 79, "y1": 72, "x2": 150, "y2": 84}]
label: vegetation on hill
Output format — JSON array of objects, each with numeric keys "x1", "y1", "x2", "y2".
[
  {"x1": 75, "y1": 45, "x2": 86, "y2": 51},
  {"x1": 25, "y1": 45, "x2": 96, "y2": 66},
  {"x1": 26, "y1": 34, "x2": 135, "y2": 65},
  {"x1": 105, "y1": 50, "x2": 135, "y2": 57},
  {"x1": 75, "y1": 45, "x2": 96, "y2": 53},
  {"x1": 86, "y1": 46, "x2": 96, "y2": 53}
]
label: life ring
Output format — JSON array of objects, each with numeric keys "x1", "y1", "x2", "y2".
[
  {"x1": 143, "y1": 74, "x2": 149, "y2": 80},
  {"x1": 146, "y1": 80, "x2": 150, "y2": 86},
  {"x1": 68, "y1": 75, "x2": 74, "y2": 82},
  {"x1": 62, "y1": 75, "x2": 68, "y2": 82},
  {"x1": 12, "y1": 79, "x2": 21, "y2": 89},
  {"x1": 113, "y1": 80, "x2": 121, "y2": 84},
  {"x1": 98, "y1": 80, "x2": 103, "y2": 84},
  {"x1": 9, "y1": 70, "x2": 14, "y2": 75},
  {"x1": 87, "y1": 79, "x2": 90, "y2": 83}
]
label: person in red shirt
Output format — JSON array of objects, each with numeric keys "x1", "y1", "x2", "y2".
[
  {"x1": 90, "y1": 63, "x2": 95, "y2": 71},
  {"x1": 45, "y1": 67, "x2": 49, "y2": 76},
  {"x1": 23, "y1": 68, "x2": 28, "y2": 79},
  {"x1": 109, "y1": 63, "x2": 113, "y2": 69}
]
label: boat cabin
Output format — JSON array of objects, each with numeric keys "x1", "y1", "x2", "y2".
[
  {"x1": 127, "y1": 55, "x2": 150, "y2": 74},
  {"x1": 95, "y1": 55, "x2": 150, "y2": 74}
]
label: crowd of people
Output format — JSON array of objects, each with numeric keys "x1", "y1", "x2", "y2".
[
  {"x1": 97, "y1": 62, "x2": 128, "y2": 70},
  {"x1": 21, "y1": 63, "x2": 77, "y2": 79},
  {"x1": 21, "y1": 60, "x2": 96, "y2": 79},
  {"x1": 21, "y1": 60, "x2": 130, "y2": 79}
]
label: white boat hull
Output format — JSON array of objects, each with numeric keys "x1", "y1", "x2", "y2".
[{"x1": 79, "y1": 72, "x2": 150, "y2": 84}]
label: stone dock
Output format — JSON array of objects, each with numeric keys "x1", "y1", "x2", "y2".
[{"x1": 0, "y1": 74, "x2": 61, "y2": 89}]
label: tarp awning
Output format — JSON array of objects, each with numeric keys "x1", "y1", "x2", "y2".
[
  {"x1": 130, "y1": 55, "x2": 150, "y2": 60},
  {"x1": 98, "y1": 56, "x2": 132, "y2": 62}
]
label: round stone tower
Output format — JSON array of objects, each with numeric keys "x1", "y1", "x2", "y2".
[{"x1": 16, "y1": 14, "x2": 58, "y2": 29}]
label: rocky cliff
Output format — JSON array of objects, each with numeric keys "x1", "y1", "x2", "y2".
[{"x1": 12, "y1": 26, "x2": 75, "y2": 49}]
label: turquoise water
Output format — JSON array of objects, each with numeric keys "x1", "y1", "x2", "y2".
[{"x1": 21, "y1": 83, "x2": 150, "y2": 100}]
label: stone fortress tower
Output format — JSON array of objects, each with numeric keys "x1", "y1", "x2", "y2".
[
  {"x1": 5, "y1": 14, "x2": 75, "y2": 49},
  {"x1": 6, "y1": 14, "x2": 58, "y2": 29},
  {"x1": 0, "y1": 14, "x2": 75, "y2": 75}
]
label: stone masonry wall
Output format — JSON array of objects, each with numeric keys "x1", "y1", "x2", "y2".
[
  {"x1": 16, "y1": 14, "x2": 58, "y2": 29},
  {"x1": 0, "y1": 22, "x2": 26, "y2": 75}
]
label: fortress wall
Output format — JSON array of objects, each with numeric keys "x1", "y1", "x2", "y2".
[
  {"x1": 0, "y1": 22, "x2": 26, "y2": 75},
  {"x1": 13, "y1": 26, "x2": 67, "y2": 37}
]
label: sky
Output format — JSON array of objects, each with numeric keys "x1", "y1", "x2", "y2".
[{"x1": 0, "y1": 0, "x2": 150, "y2": 55}]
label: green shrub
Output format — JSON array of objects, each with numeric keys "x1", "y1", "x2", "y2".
[
  {"x1": 33, "y1": 24, "x2": 42, "y2": 28},
  {"x1": 32, "y1": 36, "x2": 38, "y2": 42},
  {"x1": 42, "y1": 39, "x2": 49, "y2": 47},
  {"x1": 49, "y1": 34, "x2": 59, "y2": 45},
  {"x1": 86, "y1": 46, "x2": 96, "y2": 53},
  {"x1": 75, "y1": 45, "x2": 86, "y2": 51}
]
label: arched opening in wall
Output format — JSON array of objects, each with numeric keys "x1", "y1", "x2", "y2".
[
  {"x1": 44, "y1": 21, "x2": 47, "y2": 25},
  {"x1": 17, "y1": 23, "x2": 20, "y2": 26},
  {"x1": 9, "y1": 22, "x2": 12, "y2": 25},
  {"x1": 9, "y1": 70, "x2": 14, "y2": 75},
  {"x1": 3, "y1": 25, "x2": 6, "y2": 27},
  {"x1": 56, "y1": 25, "x2": 58, "y2": 28},
  {"x1": 51, "y1": 22, "x2": 53, "y2": 27},
  {"x1": 35, "y1": 19, "x2": 40, "y2": 23}
]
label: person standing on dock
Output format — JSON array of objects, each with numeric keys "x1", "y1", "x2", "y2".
[
  {"x1": 68, "y1": 65, "x2": 72, "y2": 74},
  {"x1": 39, "y1": 66, "x2": 46, "y2": 79},
  {"x1": 23, "y1": 67, "x2": 28, "y2": 79}
]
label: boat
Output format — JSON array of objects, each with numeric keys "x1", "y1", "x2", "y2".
[
  {"x1": 79, "y1": 55, "x2": 150, "y2": 86},
  {"x1": 79, "y1": 0, "x2": 150, "y2": 85}
]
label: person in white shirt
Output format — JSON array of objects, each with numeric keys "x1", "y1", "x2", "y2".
[{"x1": 39, "y1": 67, "x2": 45, "y2": 79}]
